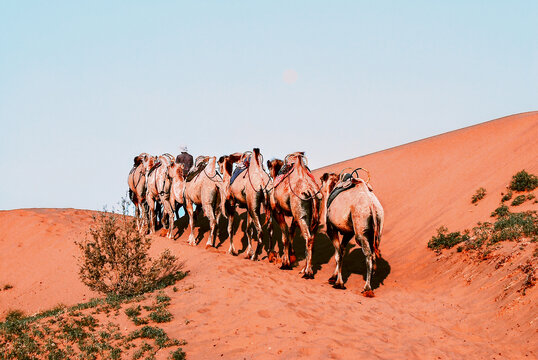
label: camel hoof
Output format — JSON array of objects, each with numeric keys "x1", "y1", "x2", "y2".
[
  {"x1": 280, "y1": 262, "x2": 291, "y2": 270},
  {"x1": 362, "y1": 290, "x2": 375, "y2": 298},
  {"x1": 328, "y1": 277, "x2": 337, "y2": 284},
  {"x1": 333, "y1": 283, "x2": 346, "y2": 290},
  {"x1": 267, "y1": 251, "x2": 277, "y2": 263},
  {"x1": 302, "y1": 273, "x2": 314, "y2": 279},
  {"x1": 205, "y1": 244, "x2": 213, "y2": 250}
]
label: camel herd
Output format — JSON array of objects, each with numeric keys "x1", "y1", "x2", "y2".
[{"x1": 128, "y1": 149, "x2": 384, "y2": 296}]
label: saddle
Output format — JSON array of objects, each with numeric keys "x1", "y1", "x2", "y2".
[
  {"x1": 230, "y1": 165, "x2": 247, "y2": 185},
  {"x1": 186, "y1": 161, "x2": 207, "y2": 182},
  {"x1": 327, "y1": 174, "x2": 373, "y2": 208},
  {"x1": 273, "y1": 163, "x2": 294, "y2": 188}
]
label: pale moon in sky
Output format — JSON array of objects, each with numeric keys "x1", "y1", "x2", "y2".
[{"x1": 282, "y1": 69, "x2": 298, "y2": 84}]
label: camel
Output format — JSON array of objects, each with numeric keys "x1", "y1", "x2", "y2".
[
  {"x1": 128, "y1": 153, "x2": 153, "y2": 231},
  {"x1": 146, "y1": 154, "x2": 175, "y2": 236},
  {"x1": 165, "y1": 161, "x2": 185, "y2": 239},
  {"x1": 219, "y1": 148, "x2": 271, "y2": 259},
  {"x1": 183, "y1": 156, "x2": 224, "y2": 248},
  {"x1": 266, "y1": 152, "x2": 321, "y2": 277},
  {"x1": 319, "y1": 170, "x2": 384, "y2": 297}
]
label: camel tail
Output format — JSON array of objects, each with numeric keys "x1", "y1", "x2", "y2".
[
  {"x1": 370, "y1": 205, "x2": 382, "y2": 261},
  {"x1": 309, "y1": 191, "x2": 319, "y2": 232}
]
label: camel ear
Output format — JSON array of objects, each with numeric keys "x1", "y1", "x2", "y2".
[
  {"x1": 320, "y1": 173, "x2": 329, "y2": 183},
  {"x1": 218, "y1": 156, "x2": 225, "y2": 164}
]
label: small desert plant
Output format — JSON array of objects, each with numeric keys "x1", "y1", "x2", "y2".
[
  {"x1": 76, "y1": 199, "x2": 185, "y2": 296},
  {"x1": 509, "y1": 170, "x2": 538, "y2": 192},
  {"x1": 501, "y1": 190, "x2": 513, "y2": 202},
  {"x1": 491, "y1": 204, "x2": 509, "y2": 218},
  {"x1": 511, "y1": 194, "x2": 527, "y2": 206},
  {"x1": 471, "y1": 187, "x2": 487, "y2": 203},
  {"x1": 428, "y1": 226, "x2": 470, "y2": 250},
  {"x1": 149, "y1": 307, "x2": 173, "y2": 323},
  {"x1": 169, "y1": 348, "x2": 187, "y2": 360}
]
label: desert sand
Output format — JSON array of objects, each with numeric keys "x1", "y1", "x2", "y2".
[{"x1": 1, "y1": 111, "x2": 537, "y2": 359}]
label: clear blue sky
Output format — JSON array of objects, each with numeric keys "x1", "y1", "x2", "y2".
[{"x1": 1, "y1": 1, "x2": 537, "y2": 210}]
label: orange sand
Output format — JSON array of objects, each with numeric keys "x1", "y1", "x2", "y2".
[{"x1": 1, "y1": 112, "x2": 537, "y2": 359}]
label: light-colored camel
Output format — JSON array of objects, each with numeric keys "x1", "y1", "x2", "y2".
[
  {"x1": 267, "y1": 152, "x2": 321, "y2": 277},
  {"x1": 183, "y1": 156, "x2": 224, "y2": 247},
  {"x1": 319, "y1": 170, "x2": 384, "y2": 297},
  {"x1": 164, "y1": 161, "x2": 185, "y2": 239},
  {"x1": 219, "y1": 148, "x2": 271, "y2": 259},
  {"x1": 128, "y1": 153, "x2": 153, "y2": 231},
  {"x1": 146, "y1": 154, "x2": 175, "y2": 236}
]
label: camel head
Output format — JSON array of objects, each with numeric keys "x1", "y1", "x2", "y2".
[
  {"x1": 318, "y1": 172, "x2": 339, "y2": 233},
  {"x1": 284, "y1": 151, "x2": 307, "y2": 168},
  {"x1": 134, "y1": 153, "x2": 151, "y2": 169},
  {"x1": 218, "y1": 152, "x2": 243, "y2": 177},
  {"x1": 267, "y1": 158, "x2": 284, "y2": 179},
  {"x1": 320, "y1": 172, "x2": 339, "y2": 198}
]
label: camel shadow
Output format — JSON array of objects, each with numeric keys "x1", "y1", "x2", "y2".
[{"x1": 340, "y1": 244, "x2": 391, "y2": 290}]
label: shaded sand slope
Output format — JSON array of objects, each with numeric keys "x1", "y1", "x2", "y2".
[{"x1": 1, "y1": 112, "x2": 537, "y2": 359}]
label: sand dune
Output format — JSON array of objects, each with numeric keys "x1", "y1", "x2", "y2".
[{"x1": 1, "y1": 112, "x2": 537, "y2": 359}]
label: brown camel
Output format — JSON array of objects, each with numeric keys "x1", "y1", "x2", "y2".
[
  {"x1": 146, "y1": 154, "x2": 175, "y2": 236},
  {"x1": 319, "y1": 170, "x2": 384, "y2": 296},
  {"x1": 128, "y1": 153, "x2": 153, "y2": 231},
  {"x1": 219, "y1": 148, "x2": 271, "y2": 259},
  {"x1": 266, "y1": 152, "x2": 321, "y2": 277},
  {"x1": 183, "y1": 156, "x2": 224, "y2": 247}
]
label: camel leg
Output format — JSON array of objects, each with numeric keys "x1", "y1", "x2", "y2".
[
  {"x1": 327, "y1": 224, "x2": 340, "y2": 284},
  {"x1": 147, "y1": 196, "x2": 156, "y2": 234},
  {"x1": 185, "y1": 200, "x2": 196, "y2": 245},
  {"x1": 140, "y1": 202, "x2": 149, "y2": 233},
  {"x1": 332, "y1": 232, "x2": 352, "y2": 288},
  {"x1": 244, "y1": 215, "x2": 254, "y2": 259},
  {"x1": 353, "y1": 222, "x2": 375, "y2": 296},
  {"x1": 250, "y1": 211, "x2": 264, "y2": 261},
  {"x1": 226, "y1": 205, "x2": 237, "y2": 255},
  {"x1": 272, "y1": 211, "x2": 291, "y2": 269},
  {"x1": 266, "y1": 213, "x2": 276, "y2": 260},
  {"x1": 204, "y1": 202, "x2": 217, "y2": 248},
  {"x1": 298, "y1": 219, "x2": 315, "y2": 279},
  {"x1": 161, "y1": 198, "x2": 174, "y2": 239}
]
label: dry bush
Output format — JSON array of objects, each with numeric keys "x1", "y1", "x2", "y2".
[{"x1": 76, "y1": 200, "x2": 185, "y2": 296}]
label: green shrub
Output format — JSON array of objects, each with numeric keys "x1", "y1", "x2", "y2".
[
  {"x1": 501, "y1": 190, "x2": 513, "y2": 202},
  {"x1": 428, "y1": 226, "x2": 470, "y2": 250},
  {"x1": 491, "y1": 204, "x2": 509, "y2": 218},
  {"x1": 149, "y1": 307, "x2": 173, "y2": 323},
  {"x1": 509, "y1": 170, "x2": 538, "y2": 192},
  {"x1": 511, "y1": 195, "x2": 527, "y2": 206},
  {"x1": 471, "y1": 187, "x2": 487, "y2": 203},
  {"x1": 169, "y1": 348, "x2": 187, "y2": 360},
  {"x1": 76, "y1": 199, "x2": 185, "y2": 296}
]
